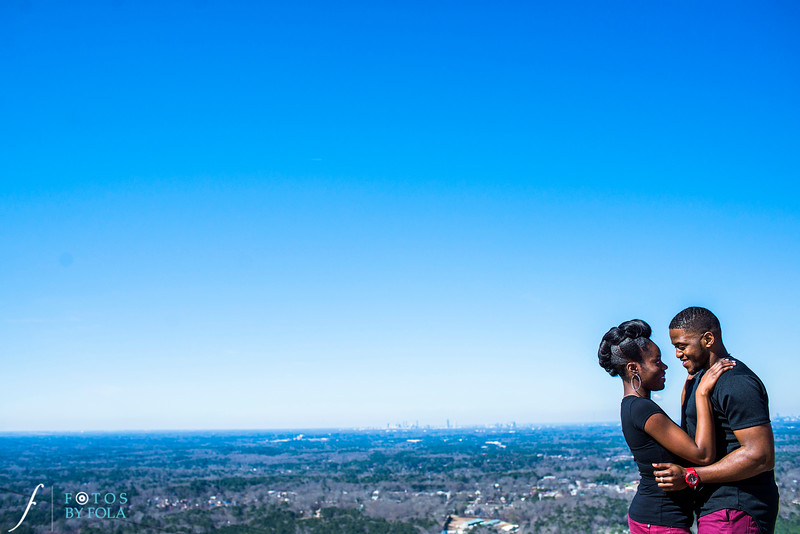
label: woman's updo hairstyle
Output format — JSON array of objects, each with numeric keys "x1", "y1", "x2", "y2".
[{"x1": 598, "y1": 319, "x2": 652, "y2": 377}]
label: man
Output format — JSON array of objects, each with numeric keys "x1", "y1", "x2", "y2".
[{"x1": 653, "y1": 307, "x2": 779, "y2": 533}]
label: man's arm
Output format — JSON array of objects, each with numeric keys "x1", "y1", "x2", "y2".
[
  {"x1": 679, "y1": 373, "x2": 696, "y2": 430},
  {"x1": 652, "y1": 423, "x2": 775, "y2": 491},
  {"x1": 680, "y1": 372, "x2": 696, "y2": 407}
]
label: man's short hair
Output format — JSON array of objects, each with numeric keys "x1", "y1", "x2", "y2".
[{"x1": 669, "y1": 306, "x2": 721, "y2": 334}]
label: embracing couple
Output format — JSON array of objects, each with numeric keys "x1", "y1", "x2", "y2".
[{"x1": 599, "y1": 307, "x2": 779, "y2": 534}]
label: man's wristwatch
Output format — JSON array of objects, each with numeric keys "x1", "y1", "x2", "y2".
[{"x1": 685, "y1": 467, "x2": 700, "y2": 488}]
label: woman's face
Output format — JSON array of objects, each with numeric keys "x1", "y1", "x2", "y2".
[{"x1": 637, "y1": 340, "x2": 668, "y2": 392}]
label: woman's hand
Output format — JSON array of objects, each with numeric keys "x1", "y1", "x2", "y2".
[{"x1": 696, "y1": 358, "x2": 736, "y2": 397}]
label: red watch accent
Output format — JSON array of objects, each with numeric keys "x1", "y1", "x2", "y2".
[{"x1": 685, "y1": 467, "x2": 700, "y2": 488}]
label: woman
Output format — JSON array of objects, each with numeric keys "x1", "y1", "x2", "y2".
[{"x1": 598, "y1": 319, "x2": 734, "y2": 534}]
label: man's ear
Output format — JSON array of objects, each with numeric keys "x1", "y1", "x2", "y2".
[{"x1": 701, "y1": 331, "x2": 715, "y2": 348}]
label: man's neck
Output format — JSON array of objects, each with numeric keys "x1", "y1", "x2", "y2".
[{"x1": 705, "y1": 345, "x2": 731, "y2": 370}]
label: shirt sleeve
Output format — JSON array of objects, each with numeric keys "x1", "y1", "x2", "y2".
[
  {"x1": 715, "y1": 373, "x2": 771, "y2": 431},
  {"x1": 629, "y1": 397, "x2": 666, "y2": 431}
]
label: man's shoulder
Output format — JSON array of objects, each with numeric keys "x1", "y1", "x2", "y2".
[
  {"x1": 715, "y1": 357, "x2": 764, "y2": 387},
  {"x1": 711, "y1": 358, "x2": 771, "y2": 427}
]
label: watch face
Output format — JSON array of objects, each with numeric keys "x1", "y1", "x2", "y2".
[{"x1": 687, "y1": 474, "x2": 699, "y2": 486}]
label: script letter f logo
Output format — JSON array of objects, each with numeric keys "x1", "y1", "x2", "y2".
[{"x1": 9, "y1": 484, "x2": 44, "y2": 532}]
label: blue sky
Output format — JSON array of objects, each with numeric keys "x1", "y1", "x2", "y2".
[{"x1": 1, "y1": 1, "x2": 799, "y2": 431}]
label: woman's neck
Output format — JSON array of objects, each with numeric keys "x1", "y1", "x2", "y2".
[{"x1": 623, "y1": 381, "x2": 650, "y2": 399}]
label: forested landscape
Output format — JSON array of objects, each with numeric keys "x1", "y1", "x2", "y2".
[{"x1": 2, "y1": 420, "x2": 799, "y2": 533}]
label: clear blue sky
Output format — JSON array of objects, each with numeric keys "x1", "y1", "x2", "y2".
[{"x1": 1, "y1": 0, "x2": 798, "y2": 431}]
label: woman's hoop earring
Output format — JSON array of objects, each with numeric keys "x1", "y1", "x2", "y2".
[{"x1": 631, "y1": 373, "x2": 642, "y2": 392}]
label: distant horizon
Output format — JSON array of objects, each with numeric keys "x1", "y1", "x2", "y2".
[
  {"x1": 0, "y1": 424, "x2": 634, "y2": 436},
  {"x1": 0, "y1": 425, "x2": 601, "y2": 436},
  {"x1": 4, "y1": 413, "x2": 800, "y2": 435}
]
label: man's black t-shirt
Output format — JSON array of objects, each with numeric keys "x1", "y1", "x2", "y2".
[
  {"x1": 621, "y1": 395, "x2": 694, "y2": 529},
  {"x1": 683, "y1": 358, "x2": 779, "y2": 534}
]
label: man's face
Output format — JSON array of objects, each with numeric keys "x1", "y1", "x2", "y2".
[{"x1": 669, "y1": 328, "x2": 711, "y2": 374}]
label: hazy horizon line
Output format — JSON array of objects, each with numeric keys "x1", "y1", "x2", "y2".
[{"x1": 0, "y1": 422, "x2": 619, "y2": 435}]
